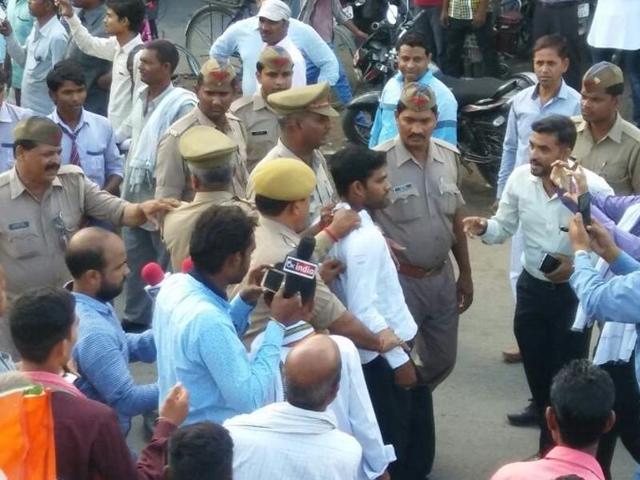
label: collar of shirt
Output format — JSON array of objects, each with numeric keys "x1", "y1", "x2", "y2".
[
  {"x1": 194, "y1": 106, "x2": 218, "y2": 127},
  {"x1": 393, "y1": 136, "x2": 444, "y2": 167},
  {"x1": 137, "y1": 83, "x2": 175, "y2": 112},
  {"x1": 253, "y1": 90, "x2": 269, "y2": 112},
  {"x1": 531, "y1": 79, "x2": 571, "y2": 103},
  {"x1": 117, "y1": 33, "x2": 143, "y2": 55},
  {"x1": 192, "y1": 191, "x2": 234, "y2": 205},
  {"x1": 273, "y1": 139, "x2": 324, "y2": 170},
  {"x1": 8, "y1": 168, "x2": 63, "y2": 200},
  {"x1": 72, "y1": 291, "x2": 117, "y2": 320},
  {"x1": 395, "y1": 68, "x2": 434, "y2": 85},
  {"x1": 23, "y1": 370, "x2": 85, "y2": 397},
  {"x1": 189, "y1": 268, "x2": 229, "y2": 301},
  {"x1": 0, "y1": 103, "x2": 13, "y2": 123},
  {"x1": 259, "y1": 215, "x2": 300, "y2": 246},
  {"x1": 543, "y1": 446, "x2": 605, "y2": 479},
  {"x1": 50, "y1": 108, "x2": 89, "y2": 135},
  {"x1": 35, "y1": 15, "x2": 60, "y2": 38},
  {"x1": 577, "y1": 112, "x2": 624, "y2": 145}
]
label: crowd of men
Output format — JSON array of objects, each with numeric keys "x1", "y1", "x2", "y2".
[{"x1": 0, "y1": 0, "x2": 640, "y2": 478}]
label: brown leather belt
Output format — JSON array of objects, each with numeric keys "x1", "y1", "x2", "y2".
[{"x1": 397, "y1": 261, "x2": 445, "y2": 279}]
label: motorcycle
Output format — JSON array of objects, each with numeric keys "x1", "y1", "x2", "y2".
[{"x1": 343, "y1": 71, "x2": 536, "y2": 188}]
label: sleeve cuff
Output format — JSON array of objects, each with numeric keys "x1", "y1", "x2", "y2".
[
  {"x1": 382, "y1": 346, "x2": 410, "y2": 369},
  {"x1": 153, "y1": 418, "x2": 179, "y2": 438},
  {"x1": 610, "y1": 251, "x2": 638, "y2": 275},
  {"x1": 230, "y1": 294, "x2": 256, "y2": 316}
]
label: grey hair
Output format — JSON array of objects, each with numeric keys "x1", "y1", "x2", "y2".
[{"x1": 188, "y1": 163, "x2": 234, "y2": 187}]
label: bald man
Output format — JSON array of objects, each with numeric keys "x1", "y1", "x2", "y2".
[
  {"x1": 65, "y1": 227, "x2": 158, "y2": 435},
  {"x1": 225, "y1": 334, "x2": 363, "y2": 480}
]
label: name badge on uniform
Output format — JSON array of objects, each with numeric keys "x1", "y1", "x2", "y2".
[
  {"x1": 392, "y1": 183, "x2": 414, "y2": 194},
  {"x1": 8, "y1": 221, "x2": 29, "y2": 230},
  {"x1": 251, "y1": 130, "x2": 268, "y2": 136}
]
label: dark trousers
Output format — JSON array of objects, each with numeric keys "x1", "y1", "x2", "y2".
[
  {"x1": 514, "y1": 270, "x2": 590, "y2": 454},
  {"x1": 412, "y1": 5, "x2": 447, "y2": 68},
  {"x1": 444, "y1": 17, "x2": 499, "y2": 77},
  {"x1": 597, "y1": 357, "x2": 640, "y2": 480},
  {"x1": 362, "y1": 356, "x2": 435, "y2": 480},
  {"x1": 532, "y1": 2, "x2": 582, "y2": 90}
]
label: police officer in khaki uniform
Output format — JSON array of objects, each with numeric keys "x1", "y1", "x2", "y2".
[
  {"x1": 162, "y1": 126, "x2": 254, "y2": 271},
  {"x1": 248, "y1": 82, "x2": 339, "y2": 226},
  {"x1": 0, "y1": 117, "x2": 178, "y2": 303},
  {"x1": 230, "y1": 46, "x2": 293, "y2": 173},
  {"x1": 373, "y1": 84, "x2": 473, "y2": 476},
  {"x1": 155, "y1": 58, "x2": 250, "y2": 201},
  {"x1": 573, "y1": 62, "x2": 640, "y2": 195},
  {"x1": 243, "y1": 157, "x2": 403, "y2": 360}
]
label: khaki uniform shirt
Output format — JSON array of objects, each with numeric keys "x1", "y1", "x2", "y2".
[
  {"x1": 0, "y1": 165, "x2": 128, "y2": 300},
  {"x1": 230, "y1": 91, "x2": 280, "y2": 173},
  {"x1": 249, "y1": 140, "x2": 337, "y2": 224},
  {"x1": 573, "y1": 114, "x2": 640, "y2": 195},
  {"x1": 154, "y1": 107, "x2": 250, "y2": 201},
  {"x1": 241, "y1": 216, "x2": 345, "y2": 344},
  {"x1": 162, "y1": 191, "x2": 255, "y2": 271},
  {"x1": 373, "y1": 136, "x2": 464, "y2": 269}
]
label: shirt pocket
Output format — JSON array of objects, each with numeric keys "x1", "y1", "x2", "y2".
[
  {"x1": 6, "y1": 223, "x2": 40, "y2": 260},
  {"x1": 83, "y1": 149, "x2": 106, "y2": 184},
  {"x1": 437, "y1": 179, "x2": 462, "y2": 217},
  {"x1": 389, "y1": 184, "x2": 422, "y2": 223}
]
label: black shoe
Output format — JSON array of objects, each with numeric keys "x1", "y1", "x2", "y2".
[
  {"x1": 507, "y1": 400, "x2": 540, "y2": 427},
  {"x1": 122, "y1": 320, "x2": 149, "y2": 333}
]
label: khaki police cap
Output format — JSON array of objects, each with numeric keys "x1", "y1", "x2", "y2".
[
  {"x1": 267, "y1": 82, "x2": 339, "y2": 117},
  {"x1": 259, "y1": 45, "x2": 293, "y2": 70},
  {"x1": 14, "y1": 116, "x2": 62, "y2": 146},
  {"x1": 400, "y1": 83, "x2": 437, "y2": 111},
  {"x1": 583, "y1": 62, "x2": 624, "y2": 94},
  {"x1": 179, "y1": 126, "x2": 237, "y2": 168},
  {"x1": 200, "y1": 58, "x2": 236, "y2": 89},
  {"x1": 250, "y1": 157, "x2": 316, "y2": 200}
]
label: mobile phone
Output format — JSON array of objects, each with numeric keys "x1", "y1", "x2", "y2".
[
  {"x1": 539, "y1": 254, "x2": 561, "y2": 274},
  {"x1": 261, "y1": 268, "x2": 285, "y2": 294},
  {"x1": 578, "y1": 192, "x2": 591, "y2": 226}
]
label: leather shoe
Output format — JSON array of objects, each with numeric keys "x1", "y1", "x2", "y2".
[
  {"x1": 502, "y1": 346, "x2": 522, "y2": 364},
  {"x1": 507, "y1": 400, "x2": 539, "y2": 427}
]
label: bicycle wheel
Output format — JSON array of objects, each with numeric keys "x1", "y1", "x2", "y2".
[
  {"x1": 174, "y1": 44, "x2": 202, "y2": 77},
  {"x1": 185, "y1": 4, "x2": 236, "y2": 68}
]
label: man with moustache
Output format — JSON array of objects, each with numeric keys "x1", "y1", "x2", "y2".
[
  {"x1": 66, "y1": 226, "x2": 158, "y2": 435},
  {"x1": 231, "y1": 46, "x2": 293, "y2": 172},
  {"x1": 155, "y1": 58, "x2": 249, "y2": 200},
  {"x1": 463, "y1": 115, "x2": 613, "y2": 456}
]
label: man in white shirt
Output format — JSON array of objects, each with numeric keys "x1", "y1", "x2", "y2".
[
  {"x1": 0, "y1": 69, "x2": 32, "y2": 173},
  {"x1": 225, "y1": 334, "x2": 363, "y2": 480},
  {"x1": 56, "y1": 0, "x2": 145, "y2": 128},
  {"x1": 328, "y1": 144, "x2": 430, "y2": 478},
  {"x1": 0, "y1": 0, "x2": 68, "y2": 115},
  {"x1": 463, "y1": 114, "x2": 613, "y2": 456},
  {"x1": 251, "y1": 273, "x2": 394, "y2": 480}
]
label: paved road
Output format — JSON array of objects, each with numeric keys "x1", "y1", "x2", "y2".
[{"x1": 127, "y1": 3, "x2": 638, "y2": 477}]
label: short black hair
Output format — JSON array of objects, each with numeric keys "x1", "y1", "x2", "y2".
[
  {"x1": 106, "y1": 0, "x2": 146, "y2": 33},
  {"x1": 329, "y1": 145, "x2": 387, "y2": 197},
  {"x1": 550, "y1": 359, "x2": 615, "y2": 448},
  {"x1": 9, "y1": 287, "x2": 76, "y2": 364},
  {"x1": 168, "y1": 422, "x2": 234, "y2": 480},
  {"x1": 47, "y1": 60, "x2": 86, "y2": 93},
  {"x1": 190, "y1": 205, "x2": 257, "y2": 275},
  {"x1": 531, "y1": 115, "x2": 577, "y2": 149},
  {"x1": 13, "y1": 139, "x2": 38, "y2": 156},
  {"x1": 533, "y1": 34, "x2": 569, "y2": 59},
  {"x1": 255, "y1": 194, "x2": 291, "y2": 217},
  {"x1": 397, "y1": 31, "x2": 431, "y2": 56},
  {"x1": 145, "y1": 39, "x2": 180, "y2": 73},
  {"x1": 65, "y1": 240, "x2": 107, "y2": 279}
]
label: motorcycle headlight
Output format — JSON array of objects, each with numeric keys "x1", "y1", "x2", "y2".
[{"x1": 492, "y1": 116, "x2": 506, "y2": 127}]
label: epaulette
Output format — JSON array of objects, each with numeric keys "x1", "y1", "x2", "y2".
[
  {"x1": 230, "y1": 95, "x2": 254, "y2": 114},
  {"x1": 432, "y1": 136, "x2": 460, "y2": 154},
  {"x1": 373, "y1": 138, "x2": 396, "y2": 153},
  {"x1": 167, "y1": 115, "x2": 199, "y2": 137}
]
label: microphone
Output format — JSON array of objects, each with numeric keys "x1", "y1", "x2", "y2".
[
  {"x1": 141, "y1": 262, "x2": 170, "y2": 300},
  {"x1": 181, "y1": 257, "x2": 193, "y2": 273},
  {"x1": 282, "y1": 236, "x2": 316, "y2": 298}
]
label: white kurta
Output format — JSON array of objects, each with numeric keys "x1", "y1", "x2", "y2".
[
  {"x1": 224, "y1": 402, "x2": 362, "y2": 480},
  {"x1": 250, "y1": 331, "x2": 396, "y2": 480},
  {"x1": 588, "y1": 0, "x2": 640, "y2": 50}
]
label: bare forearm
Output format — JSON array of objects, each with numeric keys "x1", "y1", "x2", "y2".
[
  {"x1": 329, "y1": 312, "x2": 380, "y2": 351},
  {"x1": 103, "y1": 175, "x2": 122, "y2": 196},
  {"x1": 122, "y1": 204, "x2": 146, "y2": 226},
  {"x1": 453, "y1": 211, "x2": 472, "y2": 275}
]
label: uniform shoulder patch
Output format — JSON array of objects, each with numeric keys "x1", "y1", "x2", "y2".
[
  {"x1": 230, "y1": 96, "x2": 253, "y2": 114},
  {"x1": 57, "y1": 164, "x2": 85, "y2": 176},
  {"x1": 621, "y1": 120, "x2": 640, "y2": 143},
  {"x1": 373, "y1": 138, "x2": 396, "y2": 153},
  {"x1": 168, "y1": 115, "x2": 199, "y2": 137},
  {"x1": 432, "y1": 137, "x2": 460, "y2": 154}
]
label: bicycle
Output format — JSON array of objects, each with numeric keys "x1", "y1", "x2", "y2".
[{"x1": 185, "y1": 0, "x2": 256, "y2": 74}]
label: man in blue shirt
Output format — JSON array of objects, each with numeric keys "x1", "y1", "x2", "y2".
[
  {"x1": 368, "y1": 32, "x2": 458, "y2": 148},
  {"x1": 47, "y1": 60, "x2": 123, "y2": 196},
  {"x1": 210, "y1": 2, "x2": 339, "y2": 96},
  {"x1": 65, "y1": 227, "x2": 158, "y2": 435},
  {"x1": 153, "y1": 159, "x2": 314, "y2": 425}
]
